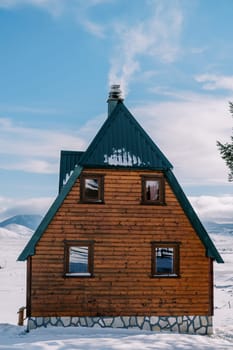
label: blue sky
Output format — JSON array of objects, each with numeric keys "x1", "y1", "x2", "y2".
[{"x1": 0, "y1": 0, "x2": 232, "y2": 223}]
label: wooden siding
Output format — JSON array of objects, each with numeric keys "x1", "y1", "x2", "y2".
[{"x1": 29, "y1": 169, "x2": 213, "y2": 317}]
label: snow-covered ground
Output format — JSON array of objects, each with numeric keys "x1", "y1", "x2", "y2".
[{"x1": 0, "y1": 224, "x2": 232, "y2": 349}]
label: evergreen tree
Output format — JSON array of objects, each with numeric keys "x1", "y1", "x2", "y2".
[{"x1": 217, "y1": 102, "x2": 233, "y2": 181}]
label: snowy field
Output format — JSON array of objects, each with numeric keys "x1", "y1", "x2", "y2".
[{"x1": 0, "y1": 224, "x2": 232, "y2": 349}]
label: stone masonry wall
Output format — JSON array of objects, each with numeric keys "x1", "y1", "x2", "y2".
[{"x1": 27, "y1": 315, "x2": 213, "y2": 335}]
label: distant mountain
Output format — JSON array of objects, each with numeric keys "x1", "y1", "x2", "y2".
[
  {"x1": 0, "y1": 224, "x2": 33, "y2": 238},
  {"x1": 0, "y1": 215, "x2": 42, "y2": 231},
  {"x1": 204, "y1": 221, "x2": 233, "y2": 236}
]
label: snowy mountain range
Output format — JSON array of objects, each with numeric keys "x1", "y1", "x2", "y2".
[
  {"x1": 0, "y1": 214, "x2": 42, "y2": 231},
  {"x1": 0, "y1": 215, "x2": 42, "y2": 238},
  {"x1": 203, "y1": 221, "x2": 233, "y2": 235}
]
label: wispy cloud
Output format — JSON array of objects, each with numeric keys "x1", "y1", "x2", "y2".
[
  {"x1": 190, "y1": 47, "x2": 207, "y2": 55},
  {"x1": 77, "y1": 17, "x2": 105, "y2": 38},
  {"x1": 0, "y1": 159, "x2": 57, "y2": 174},
  {"x1": 73, "y1": 0, "x2": 111, "y2": 38},
  {"x1": 0, "y1": 0, "x2": 65, "y2": 16},
  {"x1": 108, "y1": 1, "x2": 183, "y2": 96},
  {"x1": 0, "y1": 112, "x2": 106, "y2": 174},
  {"x1": 0, "y1": 117, "x2": 87, "y2": 173},
  {"x1": 0, "y1": 0, "x2": 109, "y2": 35},
  {"x1": 133, "y1": 91, "x2": 232, "y2": 186},
  {"x1": 0, "y1": 196, "x2": 54, "y2": 221},
  {"x1": 195, "y1": 74, "x2": 233, "y2": 91},
  {"x1": 149, "y1": 86, "x2": 211, "y2": 102},
  {"x1": 0, "y1": 104, "x2": 62, "y2": 115},
  {"x1": 189, "y1": 195, "x2": 233, "y2": 223}
]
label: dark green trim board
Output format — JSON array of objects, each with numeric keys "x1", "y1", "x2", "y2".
[
  {"x1": 18, "y1": 166, "x2": 83, "y2": 261},
  {"x1": 165, "y1": 170, "x2": 224, "y2": 263}
]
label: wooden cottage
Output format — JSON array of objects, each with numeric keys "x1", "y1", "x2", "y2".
[{"x1": 18, "y1": 85, "x2": 223, "y2": 334}]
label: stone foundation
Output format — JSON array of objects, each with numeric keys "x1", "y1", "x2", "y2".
[{"x1": 27, "y1": 315, "x2": 212, "y2": 335}]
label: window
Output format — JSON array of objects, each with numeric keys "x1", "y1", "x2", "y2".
[
  {"x1": 80, "y1": 175, "x2": 104, "y2": 203},
  {"x1": 64, "y1": 241, "x2": 94, "y2": 277},
  {"x1": 151, "y1": 242, "x2": 180, "y2": 277},
  {"x1": 141, "y1": 176, "x2": 165, "y2": 204}
]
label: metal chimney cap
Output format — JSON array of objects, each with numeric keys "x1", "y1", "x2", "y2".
[{"x1": 108, "y1": 84, "x2": 123, "y2": 101}]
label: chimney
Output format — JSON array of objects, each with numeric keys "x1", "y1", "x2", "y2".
[{"x1": 107, "y1": 84, "x2": 123, "y2": 117}]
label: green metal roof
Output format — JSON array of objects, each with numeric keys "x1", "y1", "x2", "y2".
[
  {"x1": 18, "y1": 100, "x2": 223, "y2": 263},
  {"x1": 59, "y1": 151, "x2": 84, "y2": 193},
  {"x1": 79, "y1": 102, "x2": 172, "y2": 170}
]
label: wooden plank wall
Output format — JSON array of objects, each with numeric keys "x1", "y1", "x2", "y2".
[{"x1": 30, "y1": 169, "x2": 212, "y2": 317}]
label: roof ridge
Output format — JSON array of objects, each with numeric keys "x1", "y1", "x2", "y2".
[{"x1": 80, "y1": 102, "x2": 172, "y2": 169}]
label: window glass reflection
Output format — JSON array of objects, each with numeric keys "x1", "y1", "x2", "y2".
[
  {"x1": 69, "y1": 246, "x2": 88, "y2": 273},
  {"x1": 156, "y1": 247, "x2": 174, "y2": 274},
  {"x1": 146, "y1": 180, "x2": 159, "y2": 201},
  {"x1": 84, "y1": 178, "x2": 99, "y2": 200}
]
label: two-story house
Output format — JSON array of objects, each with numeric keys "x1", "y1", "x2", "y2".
[{"x1": 18, "y1": 85, "x2": 223, "y2": 334}]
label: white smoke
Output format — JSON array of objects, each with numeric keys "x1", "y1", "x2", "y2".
[{"x1": 108, "y1": 1, "x2": 183, "y2": 96}]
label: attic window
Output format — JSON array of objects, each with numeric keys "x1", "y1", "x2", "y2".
[
  {"x1": 141, "y1": 175, "x2": 165, "y2": 205},
  {"x1": 151, "y1": 242, "x2": 180, "y2": 277},
  {"x1": 64, "y1": 241, "x2": 94, "y2": 277},
  {"x1": 80, "y1": 174, "x2": 104, "y2": 203}
]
